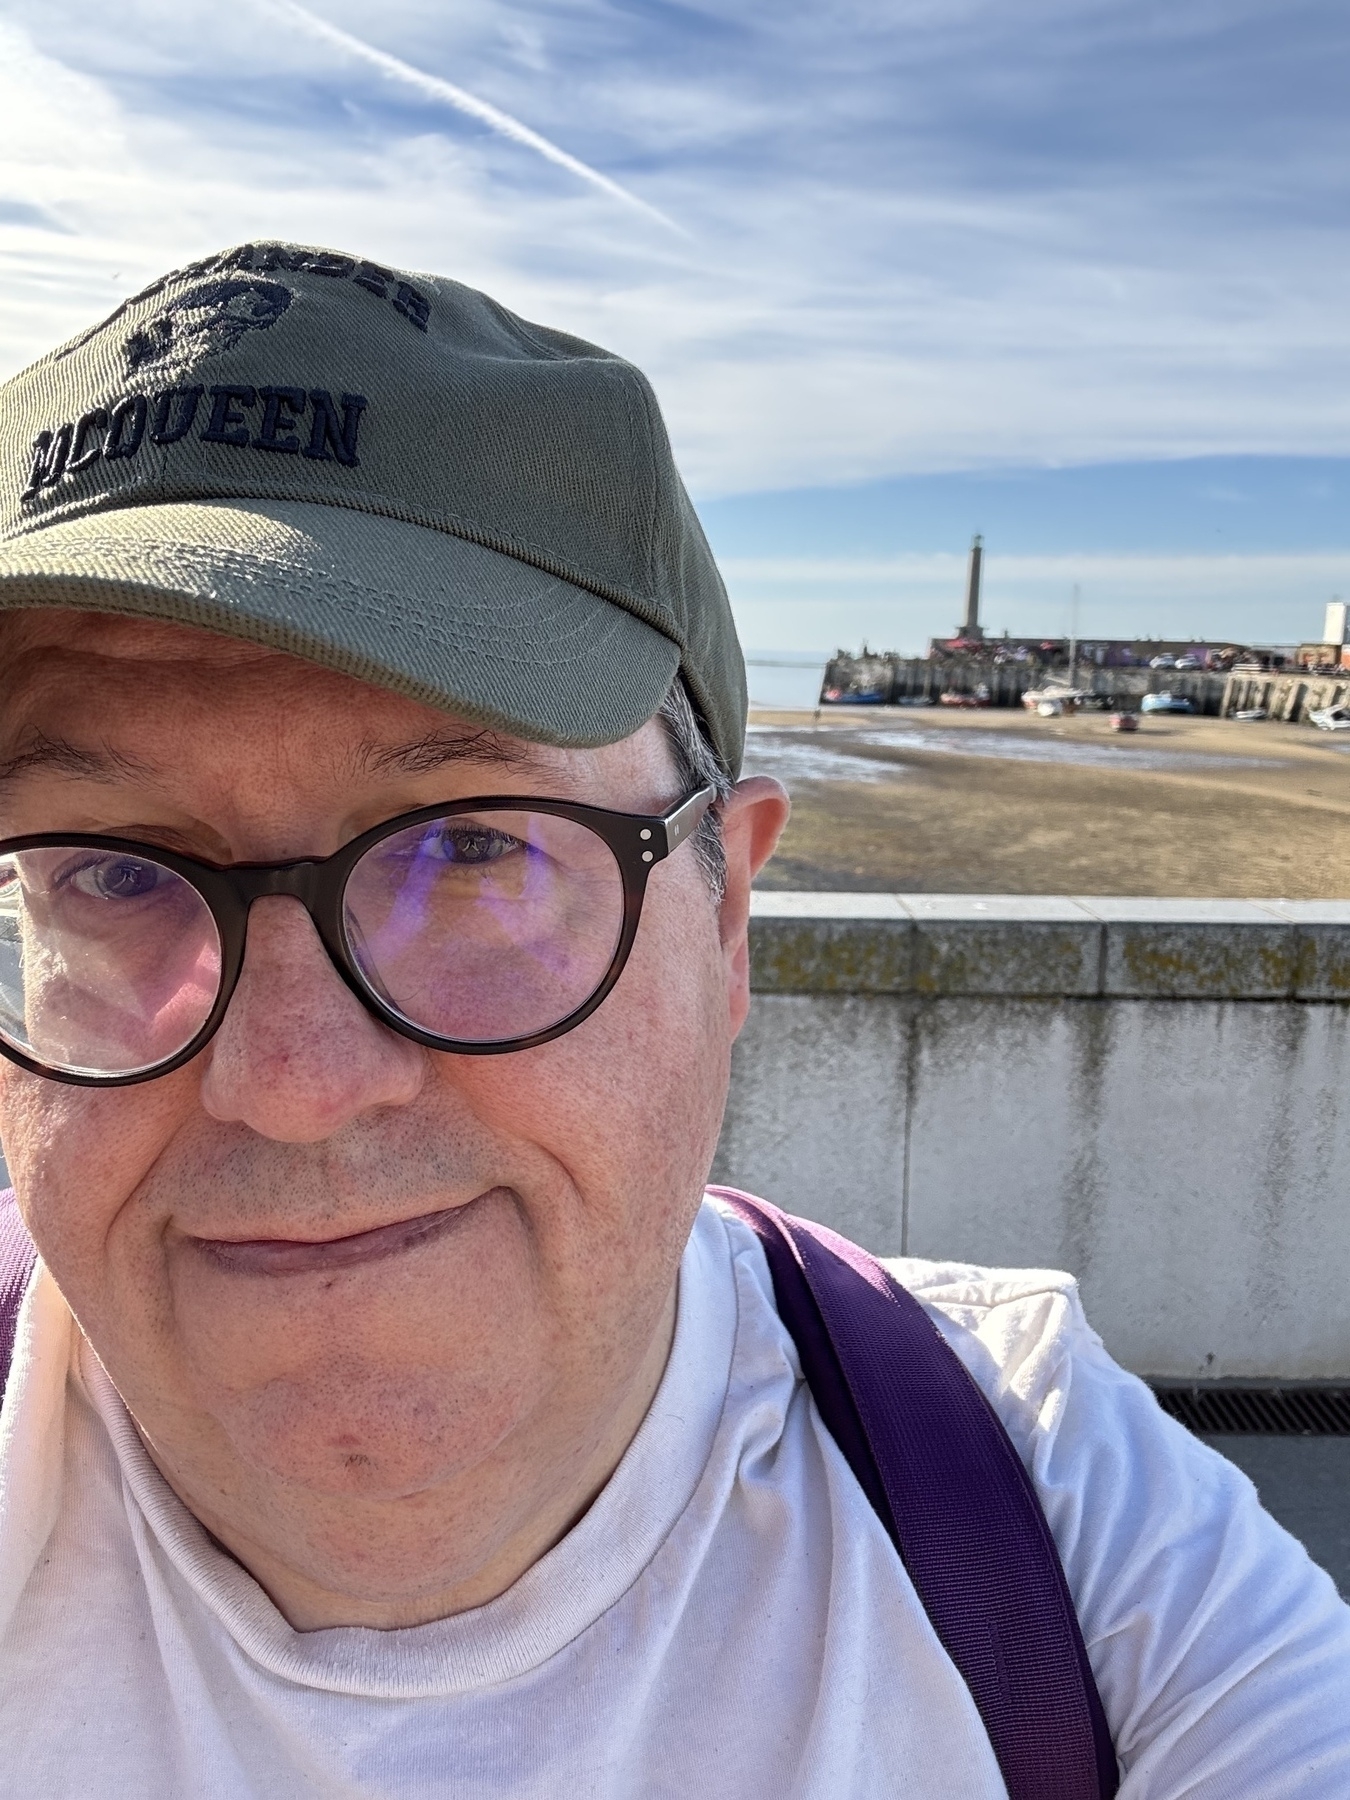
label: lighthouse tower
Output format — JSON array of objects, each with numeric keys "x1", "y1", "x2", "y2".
[{"x1": 958, "y1": 534, "x2": 984, "y2": 641}]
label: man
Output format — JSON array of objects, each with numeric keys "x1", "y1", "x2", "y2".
[{"x1": 0, "y1": 244, "x2": 1345, "y2": 1797}]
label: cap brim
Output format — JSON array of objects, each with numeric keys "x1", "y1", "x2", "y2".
[{"x1": 0, "y1": 499, "x2": 682, "y2": 749}]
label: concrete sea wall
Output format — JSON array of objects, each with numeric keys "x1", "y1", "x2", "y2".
[{"x1": 714, "y1": 894, "x2": 1350, "y2": 1380}]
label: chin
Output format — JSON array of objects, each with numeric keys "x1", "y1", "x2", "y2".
[{"x1": 222, "y1": 1364, "x2": 534, "y2": 1499}]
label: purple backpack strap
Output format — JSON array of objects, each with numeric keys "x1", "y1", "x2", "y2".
[
  {"x1": 0, "y1": 1188, "x2": 38, "y2": 1406},
  {"x1": 713, "y1": 1188, "x2": 1118, "y2": 1800}
]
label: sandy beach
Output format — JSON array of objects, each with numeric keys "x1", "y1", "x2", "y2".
[{"x1": 744, "y1": 705, "x2": 1350, "y2": 896}]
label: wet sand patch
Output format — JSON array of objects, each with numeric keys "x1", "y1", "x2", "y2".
[{"x1": 747, "y1": 708, "x2": 1350, "y2": 897}]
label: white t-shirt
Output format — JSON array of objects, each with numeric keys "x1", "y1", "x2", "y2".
[{"x1": 0, "y1": 1196, "x2": 1347, "y2": 1798}]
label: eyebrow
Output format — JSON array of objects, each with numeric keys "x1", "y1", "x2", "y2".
[
  {"x1": 0, "y1": 731, "x2": 156, "y2": 792},
  {"x1": 0, "y1": 726, "x2": 549, "y2": 797},
  {"x1": 351, "y1": 729, "x2": 545, "y2": 779}
]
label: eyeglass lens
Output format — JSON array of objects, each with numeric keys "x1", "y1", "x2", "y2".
[
  {"x1": 342, "y1": 808, "x2": 624, "y2": 1044},
  {"x1": 0, "y1": 807, "x2": 628, "y2": 1079},
  {"x1": 0, "y1": 847, "x2": 223, "y2": 1078}
]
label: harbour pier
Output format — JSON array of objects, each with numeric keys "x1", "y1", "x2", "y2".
[
  {"x1": 1220, "y1": 669, "x2": 1350, "y2": 723},
  {"x1": 820, "y1": 650, "x2": 1231, "y2": 713}
]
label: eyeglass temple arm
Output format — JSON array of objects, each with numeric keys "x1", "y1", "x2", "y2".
[{"x1": 660, "y1": 786, "x2": 716, "y2": 859}]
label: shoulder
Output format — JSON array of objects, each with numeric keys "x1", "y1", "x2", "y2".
[
  {"x1": 872, "y1": 1252, "x2": 1176, "y2": 1566},
  {"x1": 883, "y1": 1253, "x2": 1350, "y2": 1785},
  {"x1": 879, "y1": 1252, "x2": 1089, "y2": 1349},
  {"x1": 876, "y1": 1250, "x2": 1261, "y2": 1583},
  {"x1": 717, "y1": 1203, "x2": 1350, "y2": 1784},
  {"x1": 717, "y1": 1198, "x2": 1108, "y2": 1454},
  {"x1": 879, "y1": 1253, "x2": 1109, "y2": 1449}
]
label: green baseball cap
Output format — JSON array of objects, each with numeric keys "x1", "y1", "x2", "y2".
[{"x1": 0, "y1": 242, "x2": 746, "y2": 776}]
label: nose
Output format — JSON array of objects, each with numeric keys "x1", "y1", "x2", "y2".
[{"x1": 198, "y1": 896, "x2": 426, "y2": 1141}]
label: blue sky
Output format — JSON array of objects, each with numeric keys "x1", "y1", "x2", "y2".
[{"x1": 2, "y1": 0, "x2": 1349, "y2": 653}]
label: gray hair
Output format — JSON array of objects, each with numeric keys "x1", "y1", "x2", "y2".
[{"x1": 657, "y1": 675, "x2": 734, "y2": 903}]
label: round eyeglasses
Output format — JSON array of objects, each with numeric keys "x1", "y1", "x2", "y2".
[{"x1": 0, "y1": 787, "x2": 715, "y2": 1086}]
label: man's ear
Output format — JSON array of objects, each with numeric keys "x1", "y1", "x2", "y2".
[{"x1": 715, "y1": 776, "x2": 791, "y2": 1039}]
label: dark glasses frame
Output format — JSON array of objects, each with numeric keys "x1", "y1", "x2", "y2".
[{"x1": 0, "y1": 785, "x2": 716, "y2": 1088}]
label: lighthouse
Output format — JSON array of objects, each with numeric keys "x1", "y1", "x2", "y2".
[{"x1": 958, "y1": 534, "x2": 984, "y2": 641}]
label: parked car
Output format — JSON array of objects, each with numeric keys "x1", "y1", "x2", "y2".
[
  {"x1": 1140, "y1": 692, "x2": 1194, "y2": 715},
  {"x1": 1173, "y1": 654, "x2": 1202, "y2": 669},
  {"x1": 1148, "y1": 654, "x2": 1175, "y2": 669},
  {"x1": 1309, "y1": 704, "x2": 1350, "y2": 732}
]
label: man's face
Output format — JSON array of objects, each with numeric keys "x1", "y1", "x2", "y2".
[{"x1": 0, "y1": 610, "x2": 784, "y2": 1624}]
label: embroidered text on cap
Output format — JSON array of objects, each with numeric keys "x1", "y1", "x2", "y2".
[{"x1": 22, "y1": 387, "x2": 369, "y2": 502}]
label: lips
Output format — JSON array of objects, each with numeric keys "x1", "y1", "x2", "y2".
[{"x1": 190, "y1": 1197, "x2": 481, "y2": 1277}]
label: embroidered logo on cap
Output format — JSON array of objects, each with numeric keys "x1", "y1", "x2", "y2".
[
  {"x1": 123, "y1": 277, "x2": 294, "y2": 376},
  {"x1": 14, "y1": 242, "x2": 432, "y2": 506}
]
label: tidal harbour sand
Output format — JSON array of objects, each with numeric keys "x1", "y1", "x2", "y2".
[{"x1": 746, "y1": 706, "x2": 1350, "y2": 897}]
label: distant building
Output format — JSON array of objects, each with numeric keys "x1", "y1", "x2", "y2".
[
  {"x1": 1297, "y1": 599, "x2": 1350, "y2": 670},
  {"x1": 927, "y1": 634, "x2": 1251, "y2": 670}
]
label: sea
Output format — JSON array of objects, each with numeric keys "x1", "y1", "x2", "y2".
[{"x1": 743, "y1": 652, "x2": 829, "y2": 711}]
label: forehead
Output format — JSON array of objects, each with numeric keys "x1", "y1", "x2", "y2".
[
  {"x1": 0, "y1": 609, "x2": 525, "y2": 763},
  {"x1": 0, "y1": 610, "x2": 669, "y2": 821},
  {"x1": 0, "y1": 609, "x2": 420, "y2": 723}
]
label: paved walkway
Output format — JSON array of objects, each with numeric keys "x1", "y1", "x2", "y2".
[{"x1": 1209, "y1": 1437, "x2": 1350, "y2": 1596}]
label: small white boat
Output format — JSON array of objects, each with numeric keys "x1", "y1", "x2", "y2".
[{"x1": 1022, "y1": 686, "x2": 1088, "y2": 714}]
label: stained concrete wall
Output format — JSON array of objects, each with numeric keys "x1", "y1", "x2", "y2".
[
  {"x1": 1221, "y1": 668, "x2": 1350, "y2": 723},
  {"x1": 712, "y1": 895, "x2": 1350, "y2": 1379}
]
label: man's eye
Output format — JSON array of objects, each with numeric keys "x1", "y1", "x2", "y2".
[
  {"x1": 69, "y1": 856, "x2": 170, "y2": 900},
  {"x1": 432, "y1": 826, "x2": 521, "y2": 866}
]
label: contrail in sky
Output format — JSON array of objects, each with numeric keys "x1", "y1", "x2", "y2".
[{"x1": 273, "y1": 1, "x2": 685, "y2": 235}]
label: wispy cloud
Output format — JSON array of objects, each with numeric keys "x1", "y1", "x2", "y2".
[
  {"x1": 269, "y1": 0, "x2": 685, "y2": 235},
  {"x1": 1, "y1": 0, "x2": 1349, "y2": 515}
]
